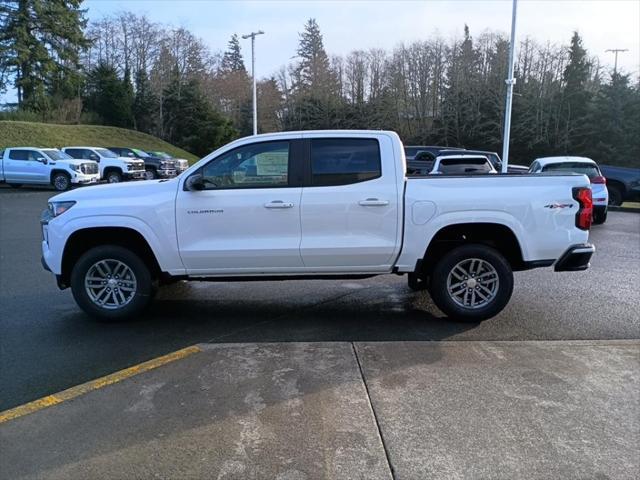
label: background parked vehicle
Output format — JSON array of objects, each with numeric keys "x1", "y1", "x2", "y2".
[
  {"x1": 63, "y1": 147, "x2": 145, "y2": 183},
  {"x1": 146, "y1": 150, "x2": 190, "y2": 174},
  {"x1": 108, "y1": 147, "x2": 177, "y2": 180},
  {"x1": 404, "y1": 145, "x2": 463, "y2": 162},
  {"x1": 428, "y1": 155, "x2": 497, "y2": 175},
  {"x1": 599, "y1": 165, "x2": 640, "y2": 206},
  {"x1": 530, "y1": 156, "x2": 608, "y2": 224},
  {"x1": 1, "y1": 147, "x2": 99, "y2": 191},
  {"x1": 406, "y1": 146, "x2": 528, "y2": 175}
]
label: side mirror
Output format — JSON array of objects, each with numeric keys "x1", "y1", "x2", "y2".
[
  {"x1": 37, "y1": 157, "x2": 48, "y2": 165},
  {"x1": 127, "y1": 152, "x2": 135, "y2": 157},
  {"x1": 185, "y1": 173, "x2": 205, "y2": 191},
  {"x1": 89, "y1": 154, "x2": 99, "y2": 161}
]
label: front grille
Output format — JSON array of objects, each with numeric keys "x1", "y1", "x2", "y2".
[{"x1": 81, "y1": 163, "x2": 99, "y2": 174}]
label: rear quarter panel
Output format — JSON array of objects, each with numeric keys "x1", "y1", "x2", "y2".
[{"x1": 396, "y1": 174, "x2": 591, "y2": 271}]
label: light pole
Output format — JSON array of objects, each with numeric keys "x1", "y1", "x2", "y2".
[
  {"x1": 242, "y1": 30, "x2": 264, "y2": 136},
  {"x1": 605, "y1": 48, "x2": 628, "y2": 74},
  {"x1": 501, "y1": 0, "x2": 518, "y2": 173}
]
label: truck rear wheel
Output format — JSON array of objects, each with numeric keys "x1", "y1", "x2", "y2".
[
  {"x1": 145, "y1": 168, "x2": 157, "y2": 180},
  {"x1": 428, "y1": 244, "x2": 513, "y2": 322},
  {"x1": 70, "y1": 245, "x2": 154, "y2": 321}
]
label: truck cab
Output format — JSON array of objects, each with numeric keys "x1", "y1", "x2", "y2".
[
  {"x1": 108, "y1": 147, "x2": 177, "y2": 180},
  {"x1": 1, "y1": 147, "x2": 99, "y2": 191},
  {"x1": 62, "y1": 147, "x2": 145, "y2": 183}
]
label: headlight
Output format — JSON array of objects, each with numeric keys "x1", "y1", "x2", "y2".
[
  {"x1": 48, "y1": 201, "x2": 76, "y2": 217},
  {"x1": 71, "y1": 164, "x2": 82, "y2": 172},
  {"x1": 127, "y1": 164, "x2": 134, "y2": 171}
]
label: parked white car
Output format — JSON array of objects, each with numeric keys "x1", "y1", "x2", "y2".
[
  {"x1": 529, "y1": 156, "x2": 608, "y2": 224},
  {"x1": 429, "y1": 155, "x2": 497, "y2": 175},
  {"x1": 0, "y1": 147, "x2": 99, "y2": 191},
  {"x1": 42, "y1": 130, "x2": 595, "y2": 322},
  {"x1": 62, "y1": 147, "x2": 145, "y2": 183}
]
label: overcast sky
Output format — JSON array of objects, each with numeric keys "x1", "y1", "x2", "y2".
[{"x1": 2, "y1": 0, "x2": 639, "y2": 102}]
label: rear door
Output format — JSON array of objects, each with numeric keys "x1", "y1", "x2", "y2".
[
  {"x1": 299, "y1": 135, "x2": 401, "y2": 271},
  {"x1": 5, "y1": 149, "x2": 45, "y2": 183}
]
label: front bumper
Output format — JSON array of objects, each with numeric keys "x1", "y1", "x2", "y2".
[
  {"x1": 124, "y1": 170, "x2": 146, "y2": 180},
  {"x1": 158, "y1": 168, "x2": 177, "y2": 178},
  {"x1": 554, "y1": 243, "x2": 595, "y2": 272},
  {"x1": 71, "y1": 173, "x2": 100, "y2": 185}
]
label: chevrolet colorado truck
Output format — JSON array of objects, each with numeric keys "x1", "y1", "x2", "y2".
[
  {"x1": 1, "y1": 147, "x2": 99, "y2": 191},
  {"x1": 41, "y1": 130, "x2": 595, "y2": 321}
]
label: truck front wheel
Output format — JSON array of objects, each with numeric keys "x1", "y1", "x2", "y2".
[
  {"x1": 70, "y1": 245, "x2": 155, "y2": 320},
  {"x1": 106, "y1": 171, "x2": 122, "y2": 183},
  {"x1": 428, "y1": 244, "x2": 513, "y2": 322},
  {"x1": 52, "y1": 172, "x2": 71, "y2": 191}
]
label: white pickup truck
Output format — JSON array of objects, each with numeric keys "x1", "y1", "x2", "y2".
[
  {"x1": 1, "y1": 147, "x2": 100, "y2": 191},
  {"x1": 41, "y1": 130, "x2": 595, "y2": 321},
  {"x1": 62, "y1": 147, "x2": 146, "y2": 183}
]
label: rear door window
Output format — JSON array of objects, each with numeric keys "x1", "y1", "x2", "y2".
[
  {"x1": 64, "y1": 149, "x2": 83, "y2": 159},
  {"x1": 310, "y1": 138, "x2": 381, "y2": 186},
  {"x1": 8, "y1": 150, "x2": 30, "y2": 161}
]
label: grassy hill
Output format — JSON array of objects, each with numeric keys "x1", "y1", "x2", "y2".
[{"x1": 0, "y1": 121, "x2": 198, "y2": 163}]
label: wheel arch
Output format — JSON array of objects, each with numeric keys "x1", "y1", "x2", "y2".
[
  {"x1": 50, "y1": 169, "x2": 71, "y2": 182},
  {"x1": 60, "y1": 226, "x2": 162, "y2": 287},
  {"x1": 418, "y1": 222, "x2": 526, "y2": 275}
]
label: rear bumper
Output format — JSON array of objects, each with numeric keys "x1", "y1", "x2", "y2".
[{"x1": 554, "y1": 243, "x2": 595, "y2": 272}]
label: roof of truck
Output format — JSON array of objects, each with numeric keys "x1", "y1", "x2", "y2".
[{"x1": 535, "y1": 156, "x2": 596, "y2": 167}]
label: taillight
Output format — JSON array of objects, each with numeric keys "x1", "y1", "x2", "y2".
[
  {"x1": 591, "y1": 176, "x2": 606, "y2": 184},
  {"x1": 572, "y1": 187, "x2": 593, "y2": 230}
]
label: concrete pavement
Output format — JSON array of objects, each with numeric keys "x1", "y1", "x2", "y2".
[{"x1": 1, "y1": 340, "x2": 638, "y2": 479}]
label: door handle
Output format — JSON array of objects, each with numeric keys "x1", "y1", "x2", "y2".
[
  {"x1": 264, "y1": 200, "x2": 294, "y2": 209},
  {"x1": 358, "y1": 198, "x2": 389, "y2": 207}
]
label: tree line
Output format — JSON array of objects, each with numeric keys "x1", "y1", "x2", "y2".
[{"x1": 1, "y1": 1, "x2": 638, "y2": 165}]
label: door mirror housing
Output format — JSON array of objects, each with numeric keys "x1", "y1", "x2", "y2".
[
  {"x1": 89, "y1": 154, "x2": 99, "y2": 161},
  {"x1": 185, "y1": 173, "x2": 205, "y2": 191},
  {"x1": 37, "y1": 157, "x2": 48, "y2": 164}
]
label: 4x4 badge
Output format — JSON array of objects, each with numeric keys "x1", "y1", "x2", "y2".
[{"x1": 544, "y1": 203, "x2": 573, "y2": 209}]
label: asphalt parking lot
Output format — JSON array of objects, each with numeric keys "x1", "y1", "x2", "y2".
[{"x1": 1, "y1": 185, "x2": 639, "y2": 412}]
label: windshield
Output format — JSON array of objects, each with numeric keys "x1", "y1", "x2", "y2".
[
  {"x1": 132, "y1": 148, "x2": 150, "y2": 158},
  {"x1": 542, "y1": 162, "x2": 599, "y2": 178},
  {"x1": 151, "y1": 151, "x2": 172, "y2": 159},
  {"x1": 42, "y1": 149, "x2": 73, "y2": 161},
  {"x1": 95, "y1": 148, "x2": 119, "y2": 158},
  {"x1": 437, "y1": 157, "x2": 493, "y2": 174}
]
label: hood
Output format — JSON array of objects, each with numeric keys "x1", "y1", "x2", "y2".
[
  {"x1": 50, "y1": 177, "x2": 179, "y2": 203},
  {"x1": 54, "y1": 159, "x2": 97, "y2": 167}
]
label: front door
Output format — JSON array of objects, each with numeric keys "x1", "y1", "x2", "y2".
[{"x1": 176, "y1": 139, "x2": 304, "y2": 274}]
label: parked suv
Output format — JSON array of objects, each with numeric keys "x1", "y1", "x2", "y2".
[
  {"x1": 530, "y1": 156, "x2": 608, "y2": 224},
  {"x1": 1, "y1": 147, "x2": 99, "y2": 191},
  {"x1": 62, "y1": 147, "x2": 145, "y2": 183},
  {"x1": 108, "y1": 147, "x2": 176, "y2": 180},
  {"x1": 147, "y1": 151, "x2": 190, "y2": 175}
]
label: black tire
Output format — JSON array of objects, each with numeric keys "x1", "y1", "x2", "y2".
[
  {"x1": 52, "y1": 172, "x2": 71, "y2": 191},
  {"x1": 144, "y1": 168, "x2": 157, "y2": 180},
  {"x1": 70, "y1": 245, "x2": 154, "y2": 321},
  {"x1": 106, "y1": 170, "x2": 122, "y2": 183},
  {"x1": 608, "y1": 186, "x2": 623, "y2": 206},
  {"x1": 593, "y1": 209, "x2": 607, "y2": 225},
  {"x1": 428, "y1": 244, "x2": 514, "y2": 322},
  {"x1": 8, "y1": 183, "x2": 22, "y2": 188}
]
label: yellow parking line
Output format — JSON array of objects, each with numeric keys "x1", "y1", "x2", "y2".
[{"x1": 0, "y1": 345, "x2": 201, "y2": 424}]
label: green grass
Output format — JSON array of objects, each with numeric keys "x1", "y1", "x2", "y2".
[
  {"x1": 0, "y1": 121, "x2": 199, "y2": 163},
  {"x1": 622, "y1": 202, "x2": 640, "y2": 209}
]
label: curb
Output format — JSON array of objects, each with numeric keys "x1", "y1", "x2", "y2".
[{"x1": 608, "y1": 206, "x2": 640, "y2": 213}]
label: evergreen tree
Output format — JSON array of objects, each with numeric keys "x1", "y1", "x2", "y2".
[
  {"x1": 293, "y1": 18, "x2": 337, "y2": 95},
  {"x1": 163, "y1": 75, "x2": 236, "y2": 156},
  {"x1": 85, "y1": 63, "x2": 132, "y2": 127},
  {"x1": 133, "y1": 69, "x2": 157, "y2": 133},
  {"x1": 0, "y1": 0, "x2": 90, "y2": 109},
  {"x1": 220, "y1": 34, "x2": 246, "y2": 74},
  {"x1": 559, "y1": 31, "x2": 593, "y2": 152}
]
